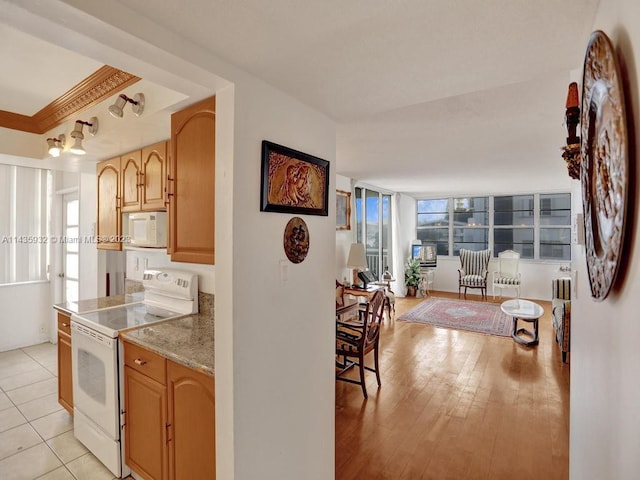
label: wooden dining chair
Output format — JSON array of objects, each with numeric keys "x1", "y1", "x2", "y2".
[{"x1": 335, "y1": 289, "x2": 385, "y2": 399}]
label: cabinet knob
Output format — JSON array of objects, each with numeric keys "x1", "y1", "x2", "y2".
[
  {"x1": 134, "y1": 358, "x2": 147, "y2": 366},
  {"x1": 61, "y1": 323, "x2": 69, "y2": 328}
]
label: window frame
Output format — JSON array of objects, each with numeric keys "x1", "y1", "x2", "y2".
[
  {"x1": 415, "y1": 192, "x2": 571, "y2": 262},
  {"x1": 354, "y1": 186, "x2": 393, "y2": 279}
]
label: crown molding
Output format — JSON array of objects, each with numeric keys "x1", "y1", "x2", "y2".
[{"x1": 0, "y1": 65, "x2": 140, "y2": 134}]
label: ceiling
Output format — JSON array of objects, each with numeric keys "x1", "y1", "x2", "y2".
[{"x1": 0, "y1": 0, "x2": 599, "y2": 194}]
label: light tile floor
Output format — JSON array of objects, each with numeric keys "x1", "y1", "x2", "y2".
[{"x1": 0, "y1": 343, "x2": 134, "y2": 480}]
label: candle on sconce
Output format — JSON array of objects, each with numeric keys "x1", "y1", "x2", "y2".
[{"x1": 566, "y1": 82, "x2": 579, "y2": 108}]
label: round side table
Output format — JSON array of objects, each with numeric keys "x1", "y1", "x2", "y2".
[{"x1": 500, "y1": 299, "x2": 545, "y2": 346}]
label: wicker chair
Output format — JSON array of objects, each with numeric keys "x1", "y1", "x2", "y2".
[
  {"x1": 335, "y1": 289, "x2": 385, "y2": 399},
  {"x1": 458, "y1": 249, "x2": 491, "y2": 300}
]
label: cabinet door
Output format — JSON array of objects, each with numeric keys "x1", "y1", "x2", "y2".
[
  {"x1": 121, "y1": 150, "x2": 142, "y2": 213},
  {"x1": 57, "y1": 313, "x2": 73, "y2": 415},
  {"x1": 141, "y1": 142, "x2": 167, "y2": 211},
  {"x1": 170, "y1": 96, "x2": 215, "y2": 265},
  {"x1": 167, "y1": 360, "x2": 215, "y2": 480},
  {"x1": 96, "y1": 157, "x2": 122, "y2": 250},
  {"x1": 124, "y1": 366, "x2": 168, "y2": 480}
]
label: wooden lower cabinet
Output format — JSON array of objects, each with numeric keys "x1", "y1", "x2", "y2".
[
  {"x1": 122, "y1": 340, "x2": 215, "y2": 480},
  {"x1": 56, "y1": 312, "x2": 73, "y2": 415},
  {"x1": 124, "y1": 366, "x2": 168, "y2": 480},
  {"x1": 167, "y1": 361, "x2": 215, "y2": 480}
]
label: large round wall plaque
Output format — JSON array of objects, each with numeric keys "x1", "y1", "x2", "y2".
[
  {"x1": 580, "y1": 30, "x2": 628, "y2": 301},
  {"x1": 283, "y1": 217, "x2": 309, "y2": 264}
]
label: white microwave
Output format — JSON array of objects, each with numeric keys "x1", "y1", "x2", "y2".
[{"x1": 127, "y1": 212, "x2": 167, "y2": 247}]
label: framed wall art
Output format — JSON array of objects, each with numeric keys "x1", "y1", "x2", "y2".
[
  {"x1": 580, "y1": 30, "x2": 629, "y2": 301},
  {"x1": 336, "y1": 190, "x2": 351, "y2": 230},
  {"x1": 260, "y1": 141, "x2": 329, "y2": 216}
]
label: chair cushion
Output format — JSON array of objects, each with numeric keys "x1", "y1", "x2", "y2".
[
  {"x1": 460, "y1": 274, "x2": 486, "y2": 287},
  {"x1": 494, "y1": 275, "x2": 521, "y2": 285},
  {"x1": 552, "y1": 278, "x2": 571, "y2": 300}
]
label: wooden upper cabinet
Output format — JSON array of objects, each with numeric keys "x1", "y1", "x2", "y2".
[
  {"x1": 121, "y1": 150, "x2": 142, "y2": 213},
  {"x1": 170, "y1": 96, "x2": 215, "y2": 264},
  {"x1": 97, "y1": 157, "x2": 122, "y2": 250},
  {"x1": 121, "y1": 142, "x2": 167, "y2": 213},
  {"x1": 141, "y1": 142, "x2": 167, "y2": 211}
]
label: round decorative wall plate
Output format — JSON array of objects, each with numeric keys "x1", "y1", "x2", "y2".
[
  {"x1": 283, "y1": 217, "x2": 309, "y2": 264},
  {"x1": 580, "y1": 30, "x2": 628, "y2": 301}
]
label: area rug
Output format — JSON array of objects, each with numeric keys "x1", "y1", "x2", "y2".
[{"x1": 398, "y1": 297, "x2": 512, "y2": 337}]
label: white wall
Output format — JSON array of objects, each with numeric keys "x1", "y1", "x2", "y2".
[
  {"x1": 0, "y1": 282, "x2": 50, "y2": 351},
  {"x1": 570, "y1": 1, "x2": 640, "y2": 477},
  {"x1": 223, "y1": 75, "x2": 335, "y2": 480}
]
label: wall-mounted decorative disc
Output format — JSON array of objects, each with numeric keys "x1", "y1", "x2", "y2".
[
  {"x1": 283, "y1": 217, "x2": 309, "y2": 264},
  {"x1": 580, "y1": 30, "x2": 628, "y2": 301}
]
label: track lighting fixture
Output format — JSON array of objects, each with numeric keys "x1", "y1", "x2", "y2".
[
  {"x1": 108, "y1": 93, "x2": 145, "y2": 118},
  {"x1": 46, "y1": 134, "x2": 65, "y2": 157},
  {"x1": 69, "y1": 117, "x2": 99, "y2": 155}
]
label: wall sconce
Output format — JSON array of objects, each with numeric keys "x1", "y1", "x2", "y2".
[
  {"x1": 69, "y1": 117, "x2": 99, "y2": 155},
  {"x1": 46, "y1": 134, "x2": 65, "y2": 157},
  {"x1": 108, "y1": 93, "x2": 145, "y2": 118},
  {"x1": 561, "y1": 82, "x2": 581, "y2": 179}
]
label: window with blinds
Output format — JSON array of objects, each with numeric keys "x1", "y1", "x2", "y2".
[{"x1": 0, "y1": 164, "x2": 51, "y2": 285}]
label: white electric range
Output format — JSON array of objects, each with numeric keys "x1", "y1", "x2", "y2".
[{"x1": 71, "y1": 268, "x2": 198, "y2": 478}]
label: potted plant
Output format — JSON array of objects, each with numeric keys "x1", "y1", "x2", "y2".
[{"x1": 404, "y1": 257, "x2": 421, "y2": 296}]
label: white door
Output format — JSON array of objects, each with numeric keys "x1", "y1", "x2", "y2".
[{"x1": 62, "y1": 193, "x2": 79, "y2": 302}]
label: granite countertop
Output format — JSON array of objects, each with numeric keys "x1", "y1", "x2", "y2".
[
  {"x1": 120, "y1": 313, "x2": 214, "y2": 377},
  {"x1": 53, "y1": 292, "x2": 145, "y2": 316}
]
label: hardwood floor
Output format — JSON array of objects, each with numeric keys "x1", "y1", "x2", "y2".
[{"x1": 335, "y1": 291, "x2": 570, "y2": 480}]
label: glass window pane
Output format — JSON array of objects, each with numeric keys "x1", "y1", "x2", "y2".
[
  {"x1": 417, "y1": 198, "x2": 449, "y2": 213},
  {"x1": 355, "y1": 187, "x2": 362, "y2": 243},
  {"x1": 540, "y1": 193, "x2": 571, "y2": 210},
  {"x1": 453, "y1": 243, "x2": 489, "y2": 256},
  {"x1": 494, "y1": 195, "x2": 534, "y2": 211},
  {"x1": 540, "y1": 210, "x2": 571, "y2": 225},
  {"x1": 540, "y1": 228, "x2": 571, "y2": 244},
  {"x1": 495, "y1": 243, "x2": 534, "y2": 259},
  {"x1": 540, "y1": 244, "x2": 571, "y2": 260},
  {"x1": 66, "y1": 253, "x2": 79, "y2": 280},
  {"x1": 494, "y1": 211, "x2": 534, "y2": 226},
  {"x1": 365, "y1": 190, "x2": 380, "y2": 278},
  {"x1": 418, "y1": 213, "x2": 449, "y2": 226},
  {"x1": 453, "y1": 212, "x2": 488, "y2": 225},
  {"x1": 66, "y1": 199, "x2": 79, "y2": 226},
  {"x1": 454, "y1": 196, "x2": 488, "y2": 211},
  {"x1": 382, "y1": 195, "x2": 392, "y2": 275},
  {"x1": 66, "y1": 280, "x2": 79, "y2": 302},
  {"x1": 453, "y1": 228, "x2": 488, "y2": 242},
  {"x1": 417, "y1": 228, "x2": 449, "y2": 242},
  {"x1": 494, "y1": 228, "x2": 534, "y2": 243},
  {"x1": 66, "y1": 227, "x2": 79, "y2": 253}
]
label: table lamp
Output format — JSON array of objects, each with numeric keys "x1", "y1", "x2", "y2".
[{"x1": 347, "y1": 243, "x2": 368, "y2": 287}]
